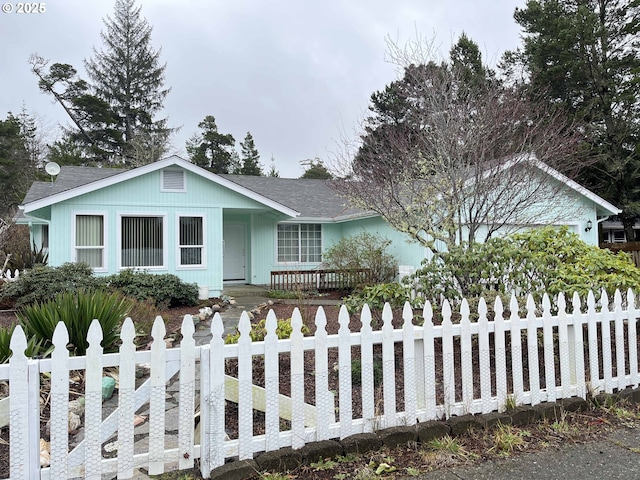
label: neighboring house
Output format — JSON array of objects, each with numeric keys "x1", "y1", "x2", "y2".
[
  {"x1": 17, "y1": 155, "x2": 620, "y2": 297},
  {"x1": 600, "y1": 218, "x2": 640, "y2": 244}
]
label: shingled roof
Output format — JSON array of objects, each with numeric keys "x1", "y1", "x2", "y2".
[
  {"x1": 19, "y1": 158, "x2": 371, "y2": 221},
  {"x1": 219, "y1": 174, "x2": 368, "y2": 220},
  {"x1": 22, "y1": 166, "x2": 124, "y2": 204}
]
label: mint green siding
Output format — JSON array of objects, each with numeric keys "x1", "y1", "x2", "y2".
[
  {"x1": 25, "y1": 160, "x2": 612, "y2": 296},
  {"x1": 245, "y1": 215, "x2": 427, "y2": 286},
  {"x1": 37, "y1": 168, "x2": 280, "y2": 296}
]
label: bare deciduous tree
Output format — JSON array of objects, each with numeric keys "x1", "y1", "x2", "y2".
[{"x1": 333, "y1": 36, "x2": 586, "y2": 255}]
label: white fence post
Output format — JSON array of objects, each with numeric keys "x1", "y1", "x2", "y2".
[
  {"x1": 510, "y1": 295, "x2": 524, "y2": 406},
  {"x1": 237, "y1": 312, "x2": 253, "y2": 460},
  {"x1": 478, "y1": 298, "x2": 491, "y2": 414},
  {"x1": 360, "y1": 304, "x2": 375, "y2": 432},
  {"x1": 526, "y1": 295, "x2": 541, "y2": 406},
  {"x1": 149, "y1": 317, "x2": 167, "y2": 475},
  {"x1": 627, "y1": 289, "x2": 639, "y2": 388},
  {"x1": 179, "y1": 315, "x2": 196, "y2": 470},
  {"x1": 613, "y1": 290, "x2": 626, "y2": 391},
  {"x1": 117, "y1": 318, "x2": 137, "y2": 479},
  {"x1": 204, "y1": 313, "x2": 226, "y2": 473},
  {"x1": 402, "y1": 302, "x2": 416, "y2": 425},
  {"x1": 441, "y1": 301, "x2": 454, "y2": 418},
  {"x1": 381, "y1": 303, "x2": 397, "y2": 428},
  {"x1": 600, "y1": 291, "x2": 613, "y2": 394},
  {"x1": 338, "y1": 305, "x2": 353, "y2": 439},
  {"x1": 460, "y1": 300, "x2": 474, "y2": 414},
  {"x1": 290, "y1": 308, "x2": 305, "y2": 449},
  {"x1": 85, "y1": 320, "x2": 105, "y2": 480},
  {"x1": 9, "y1": 325, "x2": 38, "y2": 480},
  {"x1": 422, "y1": 302, "x2": 437, "y2": 419},
  {"x1": 542, "y1": 294, "x2": 556, "y2": 403},
  {"x1": 50, "y1": 322, "x2": 70, "y2": 479},
  {"x1": 557, "y1": 293, "x2": 572, "y2": 399},
  {"x1": 264, "y1": 310, "x2": 280, "y2": 449},
  {"x1": 313, "y1": 307, "x2": 332, "y2": 441},
  {"x1": 571, "y1": 293, "x2": 587, "y2": 399}
]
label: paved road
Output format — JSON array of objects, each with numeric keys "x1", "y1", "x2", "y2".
[{"x1": 407, "y1": 427, "x2": 640, "y2": 480}]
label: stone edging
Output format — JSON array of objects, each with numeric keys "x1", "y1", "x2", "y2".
[{"x1": 209, "y1": 387, "x2": 640, "y2": 480}]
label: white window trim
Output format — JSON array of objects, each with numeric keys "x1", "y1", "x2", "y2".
[
  {"x1": 275, "y1": 222, "x2": 323, "y2": 265},
  {"x1": 176, "y1": 213, "x2": 206, "y2": 269},
  {"x1": 117, "y1": 213, "x2": 168, "y2": 271},
  {"x1": 72, "y1": 211, "x2": 107, "y2": 273},
  {"x1": 160, "y1": 168, "x2": 186, "y2": 192}
]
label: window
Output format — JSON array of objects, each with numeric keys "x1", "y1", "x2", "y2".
[
  {"x1": 610, "y1": 230, "x2": 626, "y2": 243},
  {"x1": 277, "y1": 223, "x2": 322, "y2": 263},
  {"x1": 75, "y1": 215, "x2": 104, "y2": 269},
  {"x1": 121, "y1": 216, "x2": 164, "y2": 268},
  {"x1": 178, "y1": 216, "x2": 204, "y2": 267},
  {"x1": 41, "y1": 225, "x2": 49, "y2": 252}
]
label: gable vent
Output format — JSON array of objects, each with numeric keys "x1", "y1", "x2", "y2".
[{"x1": 162, "y1": 169, "x2": 185, "y2": 191}]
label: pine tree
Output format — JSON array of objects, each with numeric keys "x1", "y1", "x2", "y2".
[
  {"x1": 239, "y1": 132, "x2": 263, "y2": 176},
  {"x1": 0, "y1": 114, "x2": 37, "y2": 219},
  {"x1": 85, "y1": 0, "x2": 171, "y2": 165},
  {"x1": 186, "y1": 115, "x2": 236, "y2": 173},
  {"x1": 505, "y1": 0, "x2": 640, "y2": 233},
  {"x1": 267, "y1": 155, "x2": 280, "y2": 177},
  {"x1": 300, "y1": 158, "x2": 332, "y2": 179}
]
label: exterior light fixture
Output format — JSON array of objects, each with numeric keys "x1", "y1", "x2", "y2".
[{"x1": 585, "y1": 219, "x2": 593, "y2": 232}]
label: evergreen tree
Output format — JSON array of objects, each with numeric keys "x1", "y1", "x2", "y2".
[
  {"x1": 30, "y1": 56, "x2": 119, "y2": 164},
  {"x1": 0, "y1": 114, "x2": 37, "y2": 219},
  {"x1": 239, "y1": 132, "x2": 263, "y2": 175},
  {"x1": 449, "y1": 32, "x2": 494, "y2": 90},
  {"x1": 229, "y1": 149, "x2": 242, "y2": 174},
  {"x1": 186, "y1": 115, "x2": 236, "y2": 173},
  {"x1": 85, "y1": 0, "x2": 171, "y2": 165},
  {"x1": 30, "y1": 0, "x2": 172, "y2": 166},
  {"x1": 267, "y1": 155, "x2": 280, "y2": 177},
  {"x1": 300, "y1": 158, "x2": 332, "y2": 179},
  {"x1": 354, "y1": 34, "x2": 494, "y2": 177},
  {"x1": 47, "y1": 136, "x2": 87, "y2": 166},
  {"x1": 504, "y1": 0, "x2": 640, "y2": 232}
]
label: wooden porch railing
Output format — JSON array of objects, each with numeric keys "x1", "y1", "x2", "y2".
[{"x1": 270, "y1": 268, "x2": 374, "y2": 291}]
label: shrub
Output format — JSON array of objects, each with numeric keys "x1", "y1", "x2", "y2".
[
  {"x1": 343, "y1": 282, "x2": 415, "y2": 314},
  {"x1": 0, "y1": 262, "x2": 101, "y2": 308},
  {"x1": 102, "y1": 270, "x2": 199, "y2": 308},
  {"x1": 125, "y1": 297, "x2": 162, "y2": 345},
  {"x1": 225, "y1": 317, "x2": 310, "y2": 344},
  {"x1": 0, "y1": 324, "x2": 45, "y2": 363},
  {"x1": 410, "y1": 226, "x2": 640, "y2": 307},
  {"x1": 17, "y1": 290, "x2": 133, "y2": 356},
  {"x1": 323, "y1": 232, "x2": 398, "y2": 286},
  {"x1": 0, "y1": 224, "x2": 31, "y2": 271}
]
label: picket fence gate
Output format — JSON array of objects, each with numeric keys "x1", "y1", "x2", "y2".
[{"x1": 1, "y1": 289, "x2": 640, "y2": 479}]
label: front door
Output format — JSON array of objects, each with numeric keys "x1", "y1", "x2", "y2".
[{"x1": 223, "y1": 223, "x2": 246, "y2": 281}]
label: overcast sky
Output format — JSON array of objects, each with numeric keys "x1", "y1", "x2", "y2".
[{"x1": 0, "y1": 0, "x2": 525, "y2": 177}]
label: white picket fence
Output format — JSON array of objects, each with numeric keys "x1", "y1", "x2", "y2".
[{"x1": 1, "y1": 289, "x2": 639, "y2": 479}]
